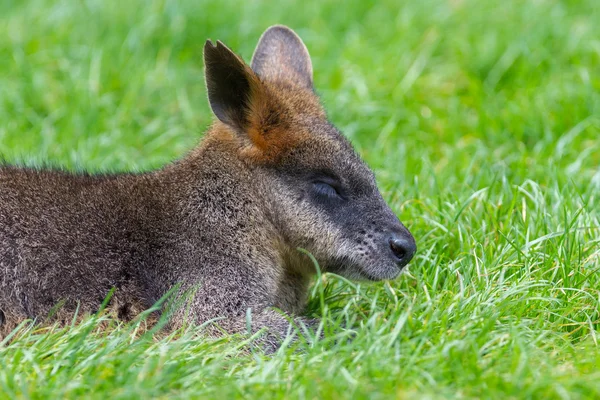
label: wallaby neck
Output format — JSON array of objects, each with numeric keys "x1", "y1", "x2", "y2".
[{"x1": 150, "y1": 129, "x2": 317, "y2": 309}]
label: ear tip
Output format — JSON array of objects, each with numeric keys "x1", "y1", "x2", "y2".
[
  {"x1": 204, "y1": 40, "x2": 216, "y2": 54},
  {"x1": 262, "y1": 25, "x2": 302, "y2": 42},
  {"x1": 215, "y1": 40, "x2": 230, "y2": 51},
  {"x1": 265, "y1": 24, "x2": 296, "y2": 34},
  {"x1": 257, "y1": 25, "x2": 309, "y2": 59},
  {"x1": 204, "y1": 40, "x2": 238, "y2": 64}
]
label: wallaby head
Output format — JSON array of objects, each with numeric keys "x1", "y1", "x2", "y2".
[{"x1": 203, "y1": 26, "x2": 416, "y2": 281}]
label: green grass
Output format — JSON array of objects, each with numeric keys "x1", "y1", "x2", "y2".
[{"x1": 1, "y1": 0, "x2": 600, "y2": 398}]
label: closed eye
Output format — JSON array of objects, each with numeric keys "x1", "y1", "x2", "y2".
[{"x1": 313, "y1": 181, "x2": 343, "y2": 199}]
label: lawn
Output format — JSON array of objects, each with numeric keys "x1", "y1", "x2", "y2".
[{"x1": 1, "y1": 0, "x2": 600, "y2": 398}]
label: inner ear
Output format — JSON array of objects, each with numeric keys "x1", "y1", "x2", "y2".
[
  {"x1": 251, "y1": 25, "x2": 313, "y2": 89},
  {"x1": 204, "y1": 40, "x2": 262, "y2": 131}
]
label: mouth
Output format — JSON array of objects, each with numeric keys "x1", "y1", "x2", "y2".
[
  {"x1": 327, "y1": 255, "x2": 403, "y2": 281},
  {"x1": 361, "y1": 264, "x2": 403, "y2": 281}
]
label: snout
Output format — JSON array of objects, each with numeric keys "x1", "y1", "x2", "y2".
[{"x1": 388, "y1": 231, "x2": 416, "y2": 268}]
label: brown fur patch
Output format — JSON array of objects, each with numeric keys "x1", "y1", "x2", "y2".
[{"x1": 239, "y1": 82, "x2": 324, "y2": 163}]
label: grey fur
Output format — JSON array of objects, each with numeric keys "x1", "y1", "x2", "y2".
[{"x1": 0, "y1": 26, "x2": 415, "y2": 348}]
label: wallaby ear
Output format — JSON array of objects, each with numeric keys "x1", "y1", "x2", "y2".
[
  {"x1": 204, "y1": 40, "x2": 262, "y2": 131},
  {"x1": 251, "y1": 25, "x2": 313, "y2": 89}
]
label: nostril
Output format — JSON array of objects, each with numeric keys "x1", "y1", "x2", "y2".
[
  {"x1": 389, "y1": 239, "x2": 406, "y2": 259},
  {"x1": 389, "y1": 236, "x2": 416, "y2": 265}
]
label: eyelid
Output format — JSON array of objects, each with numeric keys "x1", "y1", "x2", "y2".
[
  {"x1": 314, "y1": 178, "x2": 341, "y2": 191},
  {"x1": 312, "y1": 173, "x2": 341, "y2": 187},
  {"x1": 313, "y1": 179, "x2": 346, "y2": 200}
]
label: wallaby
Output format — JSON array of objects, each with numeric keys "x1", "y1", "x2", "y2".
[{"x1": 0, "y1": 25, "x2": 416, "y2": 347}]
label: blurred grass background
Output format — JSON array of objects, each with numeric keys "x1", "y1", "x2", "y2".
[{"x1": 1, "y1": 0, "x2": 600, "y2": 398}]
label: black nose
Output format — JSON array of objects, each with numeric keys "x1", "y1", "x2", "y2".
[{"x1": 389, "y1": 235, "x2": 416, "y2": 266}]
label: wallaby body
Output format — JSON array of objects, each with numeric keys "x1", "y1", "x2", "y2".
[{"x1": 0, "y1": 26, "x2": 416, "y2": 346}]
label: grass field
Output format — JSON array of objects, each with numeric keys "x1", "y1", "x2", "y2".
[{"x1": 1, "y1": 0, "x2": 600, "y2": 398}]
